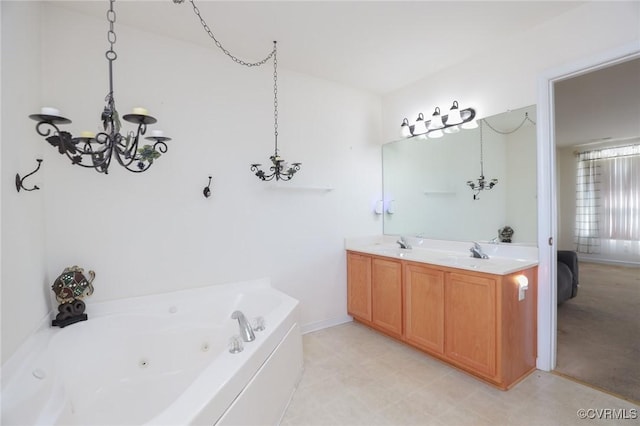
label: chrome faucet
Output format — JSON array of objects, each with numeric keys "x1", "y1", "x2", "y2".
[
  {"x1": 470, "y1": 242, "x2": 489, "y2": 259},
  {"x1": 397, "y1": 236, "x2": 412, "y2": 249},
  {"x1": 231, "y1": 310, "x2": 255, "y2": 342}
]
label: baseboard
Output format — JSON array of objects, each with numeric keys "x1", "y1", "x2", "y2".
[
  {"x1": 300, "y1": 315, "x2": 352, "y2": 334},
  {"x1": 578, "y1": 256, "x2": 640, "y2": 268}
]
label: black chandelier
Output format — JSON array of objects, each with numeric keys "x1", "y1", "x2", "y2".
[
  {"x1": 400, "y1": 101, "x2": 476, "y2": 139},
  {"x1": 466, "y1": 120, "x2": 498, "y2": 200},
  {"x1": 178, "y1": 0, "x2": 300, "y2": 181},
  {"x1": 250, "y1": 42, "x2": 301, "y2": 181},
  {"x1": 29, "y1": 0, "x2": 171, "y2": 174}
]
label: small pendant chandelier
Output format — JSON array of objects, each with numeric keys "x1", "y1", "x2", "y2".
[
  {"x1": 29, "y1": 0, "x2": 171, "y2": 174},
  {"x1": 251, "y1": 42, "x2": 301, "y2": 181},
  {"x1": 177, "y1": 0, "x2": 300, "y2": 182},
  {"x1": 466, "y1": 120, "x2": 498, "y2": 200}
]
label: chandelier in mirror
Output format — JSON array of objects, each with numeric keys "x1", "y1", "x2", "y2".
[
  {"x1": 467, "y1": 120, "x2": 498, "y2": 200},
  {"x1": 178, "y1": 0, "x2": 300, "y2": 181},
  {"x1": 466, "y1": 111, "x2": 536, "y2": 199},
  {"x1": 400, "y1": 101, "x2": 476, "y2": 139},
  {"x1": 29, "y1": 0, "x2": 171, "y2": 174}
]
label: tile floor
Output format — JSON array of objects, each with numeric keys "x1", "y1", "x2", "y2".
[{"x1": 281, "y1": 322, "x2": 640, "y2": 426}]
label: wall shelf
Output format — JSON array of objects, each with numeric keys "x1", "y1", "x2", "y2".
[
  {"x1": 266, "y1": 183, "x2": 334, "y2": 192},
  {"x1": 423, "y1": 190, "x2": 456, "y2": 196}
]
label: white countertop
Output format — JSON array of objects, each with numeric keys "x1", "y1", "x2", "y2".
[{"x1": 345, "y1": 236, "x2": 538, "y2": 276}]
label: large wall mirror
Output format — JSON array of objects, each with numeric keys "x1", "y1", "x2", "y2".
[{"x1": 383, "y1": 104, "x2": 537, "y2": 244}]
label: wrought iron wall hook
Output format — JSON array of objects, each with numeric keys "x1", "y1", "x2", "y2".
[
  {"x1": 203, "y1": 176, "x2": 212, "y2": 198},
  {"x1": 16, "y1": 159, "x2": 43, "y2": 192}
]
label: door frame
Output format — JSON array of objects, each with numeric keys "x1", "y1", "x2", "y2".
[{"x1": 535, "y1": 41, "x2": 640, "y2": 371}]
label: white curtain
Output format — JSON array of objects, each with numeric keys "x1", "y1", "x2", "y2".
[{"x1": 575, "y1": 144, "x2": 640, "y2": 256}]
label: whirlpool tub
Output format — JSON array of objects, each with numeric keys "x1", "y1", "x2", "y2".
[{"x1": 1, "y1": 278, "x2": 303, "y2": 425}]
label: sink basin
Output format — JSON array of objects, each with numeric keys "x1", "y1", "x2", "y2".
[
  {"x1": 371, "y1": 247, "x2": 411, "y2": 258},
  {"x1": 434, "y1": 256, "x2": 484, "y2": 269}
]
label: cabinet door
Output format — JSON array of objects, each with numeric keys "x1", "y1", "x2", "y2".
[
  {"x1": 347, "y1": 252, "x2": 372, "y2": 322},
  {"x1": 445, "y1": 272, "x2": 497, "y2": 378},
  {"x1": 404, "y1": 263, "x2": 445, "y2": 354},
  {"x1": 372, "y1": 257, "x2": 403, "y2": 337}
]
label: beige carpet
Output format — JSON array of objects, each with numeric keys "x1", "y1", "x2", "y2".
[{"x1": 556, "y1": 261, "x2": 640, "y2": 404}]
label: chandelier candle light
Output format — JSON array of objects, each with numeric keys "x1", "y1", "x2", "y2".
[
  {"x1": 29, "y1": 0, "x2": 171, "y2": 174},
  {"x1": 400, "y1": 101, "x2": 476, "y2": 139}
]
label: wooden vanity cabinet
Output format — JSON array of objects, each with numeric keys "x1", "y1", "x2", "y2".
[
  {"x1": 346, "y1": 250, "x2": 537, "y2": 390},
  {"x1": 404, "y1": 263, "x2": 445, "y2": 355},
  {"x1": 445, "y1": 272, "x2": 497, "y2": 377},
  {"x1": 346, "y1": 252, "x2": 372, "y2": 322},
  {"x1": 346, "y1": 252, "x2": 403, "y2": 338},
  {"x1": 371, "y1": 257, "x2": 403, "y2": 337}
]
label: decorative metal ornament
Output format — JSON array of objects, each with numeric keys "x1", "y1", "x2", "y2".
[
  {"x1": 499, "y1": 226, "x2": 514, "y2": 243},
  {"x1": 29, "y1": 0, "x2": 171, "y2": 174},
  {"x1": 51, "y1": 265, "x2": 95, "y2": 328}
]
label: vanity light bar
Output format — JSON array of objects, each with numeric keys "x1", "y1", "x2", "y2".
[{"x1": 400, "y1": 101, "x2": 476, "y2": 139}]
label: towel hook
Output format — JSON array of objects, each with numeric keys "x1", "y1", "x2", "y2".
[
  {"x1": 203, "y1": 176, "x2": 212, "y2": 198},
  {"x1": 16, "y1": 159, "x2": 43, "y2": 192}
]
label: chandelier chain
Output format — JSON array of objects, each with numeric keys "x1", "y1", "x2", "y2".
[
  {"x1": 479, "y1": 120, "x2": 485, "y2": 176},
  {"x1": 105, "y1": 0, "x2": 118, "y2": 108},
  {"x1": 482, "y1": 112, "x2": 536, "y2": 135},
  {"x1": 106, "y1": 0, "x2": 117, "y2": 58},
  {"x1": 187, "y1": 0, "x2": 276, "y2": 68},
  {"x1": 273, "y1": 43, "x2": 278, "y2": 152}
]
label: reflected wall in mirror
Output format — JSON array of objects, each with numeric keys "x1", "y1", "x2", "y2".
[{"x1": 383, "y1": 105, "x2": 537, "y2": 244}]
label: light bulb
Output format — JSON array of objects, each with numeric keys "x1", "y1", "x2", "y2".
[
  {"x1": 446, "y1": 101, "x2": 463, "y2": 125},
  {"x1": 428, "y1": 107, "x2": 444, "y2": 130},
  {"x1": 400, "y1": 118, "x2": 411, "y2": 138},
  {"x1": 413, "y1": 113, "x2": 427, "y2": 135}
]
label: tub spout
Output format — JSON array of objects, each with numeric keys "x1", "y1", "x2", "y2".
[{"x1": 231, "y1": 310, "x2": 255, "y2": 342}]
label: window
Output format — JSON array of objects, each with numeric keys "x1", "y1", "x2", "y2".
[{"x1": 575, "y1": 144, "x2": 640, "y2": 254}]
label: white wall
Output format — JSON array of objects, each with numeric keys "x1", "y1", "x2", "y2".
[
  {"x1": 556, "y1": 146, "x2": 577, "y2": 251},
  {"x1": 382, "y1": 1, "x2": 640, "y2": 142},
  {"x1": 1, "y1": 2, "x2": 49, "y2": 363},
  {"x1": 1, "y1": 2, "x2": 382, "y2": 363}
]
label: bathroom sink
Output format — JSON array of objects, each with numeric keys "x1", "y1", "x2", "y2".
[
  {"x1": 371, "y1": 247, "x2": 411, "y2": 258},
  {"x1": 434, "y1": 256, "x2": 484, "y2": 269}
]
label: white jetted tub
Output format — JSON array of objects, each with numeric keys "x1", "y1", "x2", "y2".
[{"x1": 1, "y1": 278, "x2": 303, "y2": 425}]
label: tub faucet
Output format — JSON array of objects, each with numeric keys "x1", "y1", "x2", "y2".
[
  {"x1": 470, "y1": 242, "x2": 489, "y2": 259},
  {"x1": 397, "y1": 236, "x2": 412, "y2": 249},
  {"x1": 231, "y1": 311, "x2": 255, "y2": 342}
]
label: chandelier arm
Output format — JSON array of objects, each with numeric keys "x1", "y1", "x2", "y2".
[
  {"x1": 34, "y1": 121, "x2": 58, "y2": 138},
  {"x1": 153, "y1": 141, "x2": 169, "y2": 154},
  {"x1": 112, "y1": 132, "x2": 141, "y2": 168}
]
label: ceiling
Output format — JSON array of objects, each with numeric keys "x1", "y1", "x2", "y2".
[
  {"x1": 555, "y1": 58, "x2": 640, "y2": 148},
  {"x1": 51, "y1": 1, "x2": 639, "y2": 147},
  {"x1": 54, "y1": 0, "x2": 585, "y2": 95}
]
